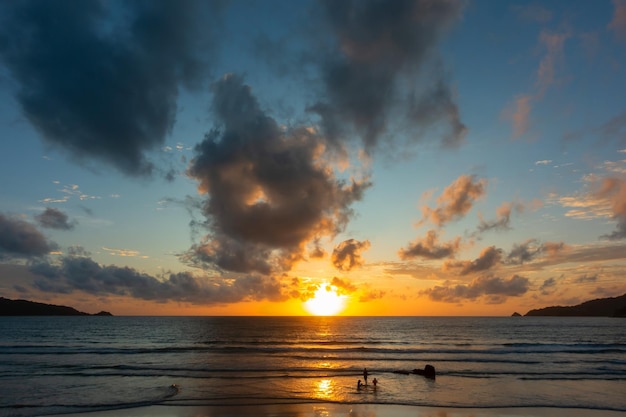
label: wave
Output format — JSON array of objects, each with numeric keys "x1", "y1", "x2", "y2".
[
  {"x1": 2, "y1": 342, "x2": 625, "y2": 356},
  {"x1": 0, "y1": 383, "x2": 180, "y2": 417}
]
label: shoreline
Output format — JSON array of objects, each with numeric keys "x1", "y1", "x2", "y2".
[{"x1": 54, "y1": 403, "x2": 626, "y2": 417}]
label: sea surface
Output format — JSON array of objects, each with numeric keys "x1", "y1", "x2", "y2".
[{"x1": 0, "y1": 316, "x2": 625, "y2": 416}]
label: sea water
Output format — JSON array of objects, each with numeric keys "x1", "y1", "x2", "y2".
[{"x1": 0, "y1": 316, "x2": 625, "y2": 416}]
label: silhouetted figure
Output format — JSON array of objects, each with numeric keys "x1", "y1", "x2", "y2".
[
  {"x1": 363, "y1": 368, "x2": 368, "y2": 384},
  {"x1": 357, "y1": 379, "x2": 362, "y2": 390},
  {"x1": 372, "y1": 377, "x2": 378, "y2": 388}
]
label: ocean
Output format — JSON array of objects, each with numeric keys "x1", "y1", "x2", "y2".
[{"x1": 0, "y1": 316, "x2": 625, "y2": 416}]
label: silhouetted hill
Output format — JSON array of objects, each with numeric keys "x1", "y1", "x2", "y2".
[
  {"x1": 525, "y1": 293, "x2": 626, "y2": 317},
  {"x1": 0, "y1": 297, "x2": 112, "y2": 316}
]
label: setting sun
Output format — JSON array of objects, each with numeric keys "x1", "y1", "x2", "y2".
[{"x1": 304, "y1": 285, "x2": 346, "y2": 316}]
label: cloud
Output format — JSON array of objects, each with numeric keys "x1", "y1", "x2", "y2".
[
  {"x1": 444, "y1": 246, "x2": 502, "y2": 275},
  {"x1": 477, "y1": 201, "x2": 524, "y2": 233},
  {"x1": 609, "y1": 0, "x2": 626, "y2": 43},
  {"x1": 503, "y1": 94, "x2": 533, "y2": 138},
  {"x1": 598, "y1": 110, "x2": 626, "y2": 146},
  {"x1": 593, "y1": 177, "x2": 626, "y2": 239},
  {"x1": 102, "y1": 247, "x2": 145, "y2": 258},
  {"x1": 29, "y1": 255, "x2": 286, "y2": 304},
  {"x1": 536, "y1": 31, "x2": 569, "y2": 96},
  {"x1": 0, "y1": 0, "x2": 221, "y2": 177},
  {"x1": 420, "y1": 274, "x2": 530, "y2": 303},
  {"x1": 310, "y1": 0, "x2": 466, "y2": 152},
  {"x1": 0, "y1": 213, "x2": 55, "y2": 259},
  {"x1": 359, "y1": 289, "x2": 386, "y2": 302},
  {"x1": 506, "y1": 239, "x2": 566, "y2": 265},
  {"x1": 421, "y1": 174, "x2": 487, "y2": 227},
  {"x1": 331, "y1": 239, "x2": 371, "y2": 271},
  {"x1": 503, "y1": 30, "x2": 568, "y2": 138},
  {"x1": 35, "y1": 207, "x2": 76, "y2": 230},
  {"x1": 399, "y1": 229, "x2": 461, "y2": 260},
  {"x1": 330, "y1": 276, "x2": 358, "y2": 295},
  {"x1": 540, "y1": 277, "x2": 558, "y2": 295},
  {"x1": 185, "y1": 74, "x2": 371, "y2": 275},
  {"x1": 572, "y1": 274, "x2": 598, "y2": 284},
  {"x1": 535, "y1": 159, "x2": 552, "y2": 166}
]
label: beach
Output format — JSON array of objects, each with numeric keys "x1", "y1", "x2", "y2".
[{"x1": 57, "y1": 404, "x2": 626, "y2": 417}]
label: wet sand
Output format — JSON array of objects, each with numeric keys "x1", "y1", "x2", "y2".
[{"x1": 57, "y1": 403, "x2": 626, "y2": 417}]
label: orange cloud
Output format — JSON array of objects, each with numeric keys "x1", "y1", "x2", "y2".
[
  {"x1": 503, "y1": 30, "x2": 569, "y2": 138},
  {"x1": 504, "y1": 94, "x2": 533, "y2": 138},
  {"x1": 421, "y1": 174, "x2": 487, "y2": 227},
  {"x1": 536, "y1": 31, "x2": 570, "y2": 96},
  {"x1": 594, "y1": 177, "x2": 626, "y2": 239},
  {"x1": 330, "y1": 277, "x2": 358, "y2": 295}
]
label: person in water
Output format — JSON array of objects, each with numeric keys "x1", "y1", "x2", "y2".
[
  {"x1": 357, "y1": 379, "x2": 362, "y2": 389},
  {"x1": 363, "y1": 368, "x2": 368, "y2": 384},
  {"x1": 372, "y1": 377, "x2": 378, "y2": 387}
]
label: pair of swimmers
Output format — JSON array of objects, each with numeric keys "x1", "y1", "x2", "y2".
[{"x1": 357, "y1": 376, "x2": 377, "y2": 389}]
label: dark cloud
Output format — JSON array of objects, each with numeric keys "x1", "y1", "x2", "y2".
[
  {"x1": 505, "y1": 239, "x2": 565, "y2": 265},
  {"x1": 35, "y1": 207, "x2": 76, "y2": 230},
  {"x1": 444, "y1": 246, "x2": 502, "y2": 275},
  {"x1": 186, "y1": 74, "x2": 371, "y2": 274},
  {"x1": 477, "y1": 201, "x2": 525, "y2": 233},
  {"x1": 420, "y1": 274, "x2": 530, "y2": 303},
  {"x1": 0, "y1": 0, "x2": 221, "y2": 177},
  {"x1": 540, "y1": 277, "x2": 557, "y2": 295},
  {"x1": 399, "y1": 229, "x2": 460, "y2": 260},
  {"x1": 421, "y1": 175, "x2": 487, "y2": 227},
  {"x1": 0, "y1": 213, "x2": 55, "y2": 259},
  {"x1": 29, "y1": 255, "x2": 286, "y2": 304},
  {"x1": 66, "y1": 245, "x2": 91, "y2": 257},
  {"x1": 506, "y1": 240, "x2": 540, "y2": 264},
  {"x1": 572, "y1": 274, "x2": 598, "y2": 284},
  {"x1": 310, "y1": 0, "x2": 466, "y2": 152},
  {"x1": 331, "y1": 239, "x2": 371, "y2": 271}
]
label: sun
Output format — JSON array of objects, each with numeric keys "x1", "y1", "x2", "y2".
[{"x1": 304, "y1": 285, "x2": 346, "y2": 316}]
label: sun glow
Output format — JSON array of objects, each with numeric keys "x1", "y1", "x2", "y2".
[{"x1": 304, "y1": 285, "x2": 346, "y2": 316}]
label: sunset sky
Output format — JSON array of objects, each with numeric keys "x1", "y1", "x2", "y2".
[{"x1": 1, "y1": 0, "x2": 625, "y2": 316}]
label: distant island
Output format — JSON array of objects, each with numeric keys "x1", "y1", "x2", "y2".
[
  {"x1": 0, "y1": 297, "x2": 112, "y2": 316},
  {"x1": 523, "y1": 293, "x2": 626, "y2": 317}
]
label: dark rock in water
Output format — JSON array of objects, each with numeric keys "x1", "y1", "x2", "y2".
[
  {"x1": 511, "y1": 312, "x2": 522, "y2": 317},
  {"x1": 412, "y1": 364, "x2": 436, "y2": 379},
  {"x1": 94, "y1": 311, "x2": 113, "y2": 316}
]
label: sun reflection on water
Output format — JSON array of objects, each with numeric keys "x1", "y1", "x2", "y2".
[{"x1": 314, "y1": 378, "x2": 336, "y2": 401}]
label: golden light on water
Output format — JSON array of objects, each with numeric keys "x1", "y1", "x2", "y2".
[
  {"x1": 304, "y1": 285, "x2": 346, "y2": 316},
  {"x1": 314, "y1": 378, "x2": 336, "y2": 401}
]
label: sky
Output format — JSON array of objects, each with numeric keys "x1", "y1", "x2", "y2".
[{"x1": 0, "y1": 0, "x2": 625, "y2": 316}]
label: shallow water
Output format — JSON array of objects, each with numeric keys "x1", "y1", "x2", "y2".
[{"x1": 1, "y1": 316, "x2": 625, "y2": 416}]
